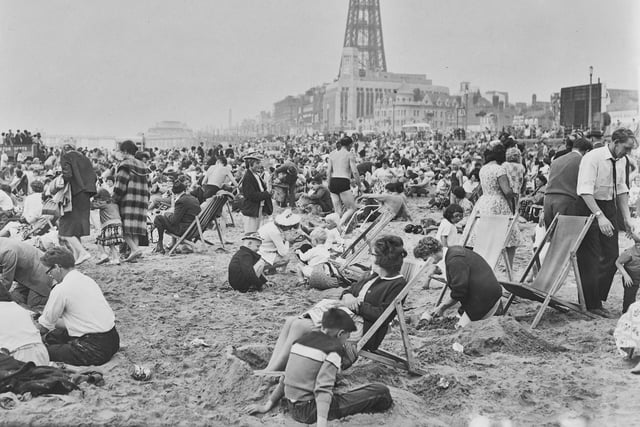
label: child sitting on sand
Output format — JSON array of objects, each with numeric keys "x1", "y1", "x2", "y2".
[
  {"x1": 614, "y1": 301, "x2": 640, "y2": 374},
  {"x1": 295, "y1": 228, "x2": 333, "y2": 289},
  {"x1": 245, "y1": 308, "x2": 393, "y2": 425},
  {"x1": 615, "y1": 239, "x2": 640, "y2": 314},
  {"x1": 91, "y1": 188, "x2": 124, "y2": 265},
  {"x1": 228, "y1": 233, "x2": 268, "y2": 293}
]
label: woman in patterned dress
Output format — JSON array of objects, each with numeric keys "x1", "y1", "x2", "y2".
[{"x1": 466, "y1": 141, "x2": 522, "y2": 267}]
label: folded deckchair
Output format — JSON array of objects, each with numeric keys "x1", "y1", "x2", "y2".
[
  {"x1": 435, "y1": 213, "x2": 517, "y2": 306},
  {"x1": 167, "y1": 192, "x2": 233, "y2": 255},
  {"x1": 357, "y1": 257, "x2": 434, "y2": 376},
  {"x1": 330, "y1": 208, "x2": 395, "y2": 276},
  {"x1": 500, "y1": 214, "x2": 597, "y2": 329}
]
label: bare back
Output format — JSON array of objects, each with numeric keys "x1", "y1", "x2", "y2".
[{"x1": 328, "y1": 148, "x2": 355, "y2": 179}]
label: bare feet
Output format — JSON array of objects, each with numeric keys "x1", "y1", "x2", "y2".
[{"x1": 125, "y1": 250, "x2": 143, "y2": 262}]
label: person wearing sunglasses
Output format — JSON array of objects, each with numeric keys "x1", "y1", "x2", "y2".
[{"x1": 37, "y1": 247, "x2": 119, "y2": 366}]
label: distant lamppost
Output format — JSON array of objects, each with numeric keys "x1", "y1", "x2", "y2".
[
  {"x1": 588, "y1": 65, "x2": 593, "y2": 131},
  {"x1": 464, "y1": 90, "x2": 469, "y2": 133}
]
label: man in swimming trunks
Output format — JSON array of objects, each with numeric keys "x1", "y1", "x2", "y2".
[{"x1": 327, "y1": 136, "x2": 361, "y2": 230}]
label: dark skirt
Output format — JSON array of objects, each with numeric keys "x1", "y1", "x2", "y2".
[{"x1": 58, "y1": 192, "x2": 91, "y2": 238}]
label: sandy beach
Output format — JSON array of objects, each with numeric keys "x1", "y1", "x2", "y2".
[{"x1": 2, "y1": 200, "x2": 639, "y2": 427}]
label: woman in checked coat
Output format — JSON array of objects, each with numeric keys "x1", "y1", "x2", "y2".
[{"x1": 112, "y1": 140, "x2": 150, "y2": 262}]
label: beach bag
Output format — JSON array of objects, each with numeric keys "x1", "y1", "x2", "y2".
[{"x1": 41, "y1": 198, "x2": 61, "y2": 218}]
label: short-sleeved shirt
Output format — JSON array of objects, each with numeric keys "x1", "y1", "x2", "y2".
[
  {"x1": 618, "y1": 246, "x2": 640, "y2": 284},
  {"x1": 577, "y1": 146, "x2": 629, "y2": 200},
  {"x1": 436, "y1": 219, "x2": 460, "y2": 246}
]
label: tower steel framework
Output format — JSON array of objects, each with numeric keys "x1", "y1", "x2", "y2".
[{"x1": 341, "y1": 0, "x2": 387, "y2": 75}]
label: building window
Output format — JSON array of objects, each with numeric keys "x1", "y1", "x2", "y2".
[{"x1": 340, "y1": 88, "x2": 349, "y2": 123}]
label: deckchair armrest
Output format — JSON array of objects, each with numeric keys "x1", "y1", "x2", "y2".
[{"x1": 499, "y1": 280, "x2": 521, "y2": 287}]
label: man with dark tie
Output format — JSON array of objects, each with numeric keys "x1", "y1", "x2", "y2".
[{"x1": 575, "y1": 128, "x2": 637, "y2": 317}]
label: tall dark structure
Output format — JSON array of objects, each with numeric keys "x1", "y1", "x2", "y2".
[{"x1": 340, "y1": 0, "x2": 387, "y2": 76}]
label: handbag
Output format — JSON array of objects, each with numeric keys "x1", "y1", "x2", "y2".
[{"x1": 41, "y1": 198, "x2": 61, "y2": 218}]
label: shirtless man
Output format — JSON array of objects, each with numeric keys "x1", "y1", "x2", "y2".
[{"x1": 327, "y1": 136, "x2": 361, "y2": 229}]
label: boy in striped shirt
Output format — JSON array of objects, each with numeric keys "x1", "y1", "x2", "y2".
[{"x1": 246, "y1": 308, "x2": 392, "y2": 426}]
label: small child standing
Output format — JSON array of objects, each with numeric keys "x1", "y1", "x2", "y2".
[
  {"x1": 295, "y1": 228, "x2": 333, "y2": 289},
  {"x1": 436, "y1": 204, "x2": 464, "y2": 248},
  {"x1": 615, "y1": 239, "x2": 640, "y2": 313},
  {"x1": 92, "y1": 188, "x2": 125, "y2": 265}
]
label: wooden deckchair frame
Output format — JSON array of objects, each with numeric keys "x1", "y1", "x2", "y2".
[
  {"x1": 460, "y1": 213, "x2": 517, "y2": 280},
  {"x1": 435, "y1": 213, "x2": 517, "y2": 307},
  {"x1": 357, "y1": 258, "x2": 434, "y2": 376},
  {"x1": 501, "y1": 214, "x2": 598, "y2": 329},
  {"x1": 167, "y1": 193, "x2": 232, "y2": 255},
  {"x1": 331, "y1": 208, "x2": 395, "y2": 275}
]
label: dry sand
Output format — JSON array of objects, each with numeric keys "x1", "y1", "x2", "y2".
[{"x1": 2, "y1": 199, "x2": 640, "y2": 426}]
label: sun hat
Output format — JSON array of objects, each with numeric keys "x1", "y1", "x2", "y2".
[{"x1": 275, "y1": 209, "x2": 301, "y2": 227}]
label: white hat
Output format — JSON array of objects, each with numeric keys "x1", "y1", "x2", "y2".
[{"x1": 275, "y1": 209, "x2": 301, "y2": 227}]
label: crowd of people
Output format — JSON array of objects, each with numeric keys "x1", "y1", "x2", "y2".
[{"x1": 2, "y1": 126, "x2": 640, "y2": 424}]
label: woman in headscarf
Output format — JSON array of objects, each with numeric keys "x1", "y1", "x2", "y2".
[
  {"x1": 58, "y1": 143, "x2": 97, "y2": 265},
  {"x1": 112, "y1": 140, "x2": 150, "y2": 262}
]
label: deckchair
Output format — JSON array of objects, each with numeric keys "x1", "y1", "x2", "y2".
[
  {"x1": 500, "y1": 214, "x2": 597, "y2": 329},
  {"x1": 357, "y1": 257, "x2": 434, "y2": 376},
  {"x1": 331, "y1": 208, "x2": 395, "y2": 276},
  {"x1": 167, "y1": 192, "x2": 233, "y2": 255},
  {"x1": 435, "y1": 213, "x2": 517, "y2": 306}
]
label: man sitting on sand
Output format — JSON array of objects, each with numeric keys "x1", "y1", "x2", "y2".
[
  {"x1": 38, "y1": 247, "x2": 120, "y2": 366},
  {"x1": 0, "y1": 237, "x2": 53, "y2": 309},
  {"x1": 228, "y1": 233, "x2": 268, "y2": 292},
  {"x1": 245, "y1": 308, "x2": 393, "y2": 426}
]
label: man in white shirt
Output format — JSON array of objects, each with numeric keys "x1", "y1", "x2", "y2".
[
  {"x1": 38, "y1": 247, "x2": 119, "y2": 365},
  {"x1": 576, "y1": 128, "x2": 638, "y2": 317}
]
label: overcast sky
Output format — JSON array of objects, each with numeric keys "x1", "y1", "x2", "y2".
[{"x1": 1, "y1": 0, "x2": 638, "y2": 136}]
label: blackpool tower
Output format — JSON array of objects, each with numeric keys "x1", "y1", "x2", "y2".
[{"x1": 340, "y1": 0, "x2": 387, "y2": 76}]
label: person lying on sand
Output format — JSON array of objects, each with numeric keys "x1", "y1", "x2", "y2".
[
  {"x1": 0, "y1": 285, "x2": 50, "y2": 366},
  {"x1": 414, "y1": 237, "x2": 503, "y2": 329},
  {"x1": 37, "y1": 247, "x2": 120, "y2": 366},
  {"x1": 254, "y1": 235, "x2": 407, "y2": 374},
  {"x1": 245, "y1": 308, "x2": 393, "y2": 426},
  {"x1": 228, "y1": 232, "x2": 268, "y2": 292}
]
